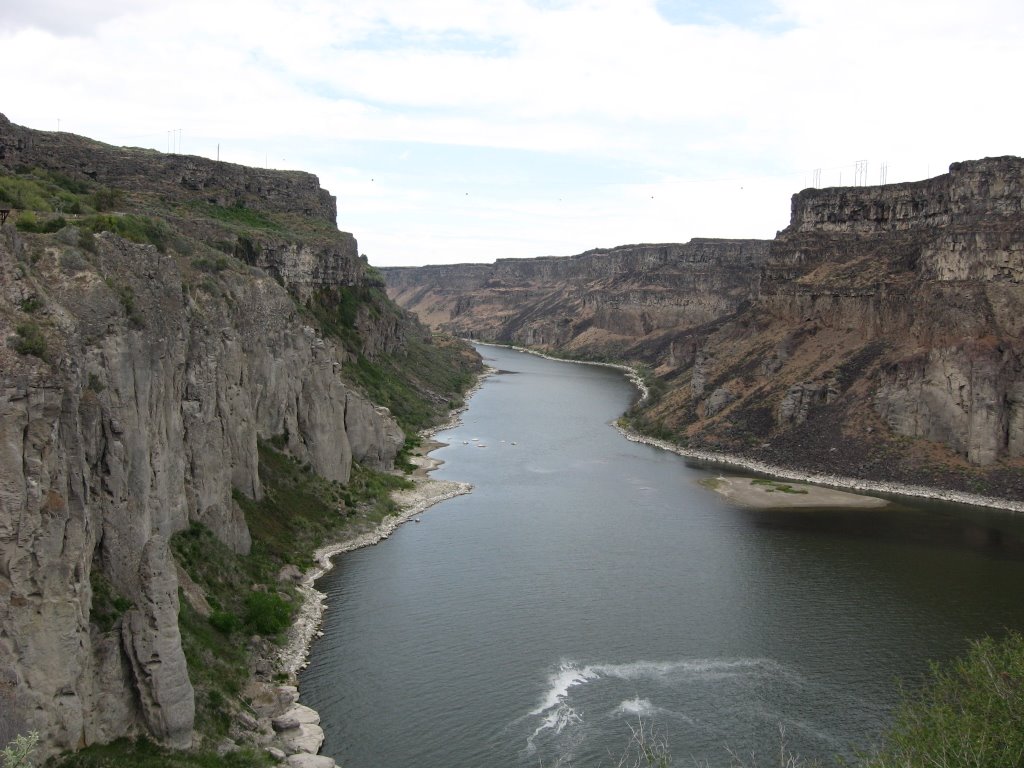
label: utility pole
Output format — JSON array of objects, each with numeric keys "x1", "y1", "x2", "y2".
[{"x1": 853, "y1": 160, "x2": 869, "y2": 186}]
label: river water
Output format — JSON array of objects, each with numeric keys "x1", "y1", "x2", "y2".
[{"x1": 300, "y1": 344, "x2": 1024, "y2": 767}]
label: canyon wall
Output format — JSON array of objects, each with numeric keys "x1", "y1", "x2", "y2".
[
  {"x1": 385, "y1": 158, "x2": 1024, "y2": 498},
  {"x1": 384, "y1": 239, "x2": 770, "y2": 359},
  {"x1": 0, "y1": 117, "x2": 408, "y2": 754},
  {"x1": 0, "y1": 115, "x2": 337, "y2": 224}
]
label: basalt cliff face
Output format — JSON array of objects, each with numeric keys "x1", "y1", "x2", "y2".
[
  {"x1": 384, "y1": 157, "x2": 1024, "y2": 500},
  {"x1": 383, "y1": 239, "x2": 771, "y2": 359},
  {"x1": 0, "y1": 115, "x2": 463, "y2": 756}
]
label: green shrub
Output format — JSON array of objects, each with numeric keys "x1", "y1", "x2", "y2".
[
  {"x1": 864, "y1": 632, "x2": 1024, "y2": 768},
  {"x1": 18, "y1": 297, "x2": 42, "y2": 314},
  {"x1": 52, "y1": 737, "x2": 274, "y2": 767},
  {"x1": 89, "y1": 570, "x2": 132, "y2": 634},
  {"x1": 208, "y1": 611, "x2": 240, "y2": 635},
  {"x1": 191, "y1": 256, "x2": 230, "y2": 273},
  {"x1": 1, "y1": 730, "x2": 38, "y2": 768},
  {"x1": 15, "y1": 211, "x2": 70, "y2": 234},
  {"x1": 243, "y1": 592, "x2": 291, "y2": 636},
  {"x1": 82, "y1": 214, "x2": 170, "y2": 253},
  {"x1": 12, "y1": 323, "x2": 46, "y2": 358},
  {"x1": 78, "y1": 229, "x2": 97, "y2": 253},
  {"x1": 0, "y1": 175, "x2": 51, "y2": 211},
  {"x1": 92, "y1": 187, "x2": 124, "y2": 212}
]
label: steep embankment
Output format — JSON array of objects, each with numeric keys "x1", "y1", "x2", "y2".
[
  {"x1": 384, "y1": 239, "x2": 770, "y2": 361},
  {"x1": 0, "y1": 114, "x2": 479, "y2": 759},
  {"x1": 383, "y1": 158, "x2": 1024, "y2": 502}
]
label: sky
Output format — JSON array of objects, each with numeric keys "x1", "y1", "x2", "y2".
[{"x1": 2, "y1": 0, "x2": 1022, "y2": 267}]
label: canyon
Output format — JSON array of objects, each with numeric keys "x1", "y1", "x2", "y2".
[
  {"x1": 384, "y1": 157, "x2": 1024, "y2": 501},
  {"x1": 0, "y1": 114, "x2": 477, "y2": 760}
]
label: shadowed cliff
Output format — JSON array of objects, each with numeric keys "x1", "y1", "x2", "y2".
[{"x1": 0, "y1": 115, "x2": 479, "y2": 759}]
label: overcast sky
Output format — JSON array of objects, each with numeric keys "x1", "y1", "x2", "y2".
[{"x1": 2, "y1": 0, "x2": 1021, "y2": 266}]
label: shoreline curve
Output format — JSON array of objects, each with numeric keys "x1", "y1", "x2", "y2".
[
  {"x1": 280, "y1": 367, "x2": 492, "y2": 678},
  {"x1": 472, "y1": 340, "x2": 1022, "y2": 513}
]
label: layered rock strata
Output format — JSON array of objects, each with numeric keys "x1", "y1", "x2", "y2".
[
  {"x1": 385, "y1": 158, "x2": 1024, "y2": 498},
  {"x1": 0, "y1": 118, "x2": 407, "y2": 755},
  {"x1": 383, "y1": 239, "x2": 770, "y2": 359}
]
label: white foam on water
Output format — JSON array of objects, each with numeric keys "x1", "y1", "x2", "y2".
[
  {"x1": 530, "y1": 657, "x2": 779, "y2": 719},
  {"x1": 531, "y1": 660, "x2": 599, "y2": 716},
  {"x1": 522, "y1": 657, "x2": 795, "y2": 757},
  {"x1": 591, "y1": 657, "x2": 779, "y2": 683},
  {"x1": 614, "y1": 697, "x2": 656, "y2": 717}
]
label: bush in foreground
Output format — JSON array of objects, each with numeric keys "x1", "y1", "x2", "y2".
[{"x1": 863, "y1": 631, "x2": 1024, "y2": 768}]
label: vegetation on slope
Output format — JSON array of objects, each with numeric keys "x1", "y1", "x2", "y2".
[
  {"x1": 304, "y1": 275, "x2": 481, "y2": 434},
  {"x1": 167, "y1": 441, "x2": 412, "y2": 748},
  {"x1": 862, "y1": 632, "x2": 1024, "y2": 768},
  {"x1": 0, "y1": 164, "x2": 481, "y2": 764},
  {"x1": 48, "y1": 443, "x2": 414, "y2": 766}
]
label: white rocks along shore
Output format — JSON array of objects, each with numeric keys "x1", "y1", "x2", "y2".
[
  {"x1": 476, "y1": 340, "x2": 1021, "y2": 513},
  {"x1": 264, "y1": 370, "x2": 490, "y2": 765},
  {"x1": 615, "y1": 425, "x2": 1024, "y2": 513}
]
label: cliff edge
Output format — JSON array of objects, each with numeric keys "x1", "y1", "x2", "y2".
[
  {"x1": 383, "y1": 158, "x2": 1024, "y2": 501},
  {"x1": 0, "y1": 115, "x2": 478, "y2": 758}
]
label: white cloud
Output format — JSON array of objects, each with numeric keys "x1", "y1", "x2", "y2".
[{"x1": 2, "y1": 0, "x2": 1021, "y2": 265}]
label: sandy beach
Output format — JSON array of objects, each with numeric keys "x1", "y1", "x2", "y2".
[
  {"x1": 616, "y1": 424, "x2": 1024, "y2": 513},
  {"x1": 477, "y1": 341, "x2": 1022, "y2": 512},
  {"x1": 700, "y1": 475, "x2": 890, "y2": 509}
]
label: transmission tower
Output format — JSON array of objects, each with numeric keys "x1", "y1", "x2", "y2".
[{"x1": 854, "y1": 160, "x2": 868, "y2": 186}]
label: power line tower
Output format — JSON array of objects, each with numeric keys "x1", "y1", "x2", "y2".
[
  {"x1": 812, "y1": 168, "x2": 821, "y2": 188},
  {"x1": 854, "y1": 160, "x2": 868, "y2": 186},
  {"x1": 879, "y1": 162, "x2": 888, "y2": 185}
]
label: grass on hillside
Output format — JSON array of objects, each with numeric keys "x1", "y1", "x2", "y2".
[
  {"x1": 161, "y1": 442, "x2": 412, "y2": 750},
  {"x1": 302, "y1": 283, "x2": 481, "y2": 433},
  {"x1": 343, "y1": 335, "x2": 479, "y2": 432},
  {"x1": 50, "y1": 738, "x2": 274, "y2": 768},
  {"x1": 185, "y1": 201, "x2": 283, "y2": 233}
]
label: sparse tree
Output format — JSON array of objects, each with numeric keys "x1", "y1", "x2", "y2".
[{"x1": 1, "y1": 731, "x2": 38, "y2": 768}]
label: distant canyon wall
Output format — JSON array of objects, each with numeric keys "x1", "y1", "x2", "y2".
[
  {"x1": 383, "y1": 238, "x2": 771, "y2": 358},
  {"x1": 384, "y1": 158, "x2": 1024, "y2": 496}
]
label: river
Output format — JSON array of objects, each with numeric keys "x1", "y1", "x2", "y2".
[{"x1": 300, "y1": 344, "x2": 1024, "y2": 767}]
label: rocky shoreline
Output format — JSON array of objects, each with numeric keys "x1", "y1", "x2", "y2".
[
  {"x1": 252, "y1": 370, "x2": 492, "y2": 766},
  {"x1": 477, "y1": 341, "x2": 1022, "y2": 514},
  {"x1": 615, "y1": 425, "x2": 1024, "y2": 514},
  {"x1": 252, "y1": 346, "x2": 1022, "y2": 764}
]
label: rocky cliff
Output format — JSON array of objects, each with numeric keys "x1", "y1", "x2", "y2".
[
  {"x1": 383, "y1": 239, "x2": 771, "y2": 359},
  {"x1": 384, "y1": 158, "x2": 1024, "y2": 500},
  {"x1": 0, "y1": 116, "x2": 474, "y2": 758}
]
